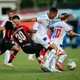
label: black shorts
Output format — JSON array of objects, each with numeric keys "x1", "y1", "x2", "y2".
[
  {"x1": 22, "y1": 42, "x2": 43, "y2": 54},
  {"x1": 0, "y1": 37, "x2": 15, "y2": 54}
]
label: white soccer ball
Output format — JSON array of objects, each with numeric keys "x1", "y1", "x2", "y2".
[{"x1": 68, "y1": 61, "x2": 76, "y2": 70}]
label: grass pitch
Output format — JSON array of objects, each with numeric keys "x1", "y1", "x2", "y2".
[{"x1": 0, "y1": 47, "x2": 80, "y2": 80}]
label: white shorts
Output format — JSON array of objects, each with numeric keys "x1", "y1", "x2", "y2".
[{"x1": 32, "y1": 34, "x2": 52, "y2": 49}]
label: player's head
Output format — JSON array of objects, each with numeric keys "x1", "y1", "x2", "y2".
[
  {"x1": 48, "y1": 7, "x2": 58, "y2": 19},
  {"x1": 5, "y1": 21, "x2": 13, "y2": 29},
  {"x1": 8, "y1": 10, "x2": 14, "y2": 20},
  {"x1": 12, "y1": 15, "x2": 20, "y2": 26},
  {"x1": 59, "y1": 13, "x2": 70, "y2": 21}
]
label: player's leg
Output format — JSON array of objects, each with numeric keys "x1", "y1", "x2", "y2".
[
  {"x1": 6, "y1": 43, "x2": 19, "y2": 68},
  {"x1": 27, "y1": 54, "x2": 35, "y2": 60},
  {"x1": 4, "y1": 50, "x2": 10, "y2": 65},
  {"x1": 23, "y1": 43, "x2": 44, "y2": 64},
  {"x1": 56, "y1": 50, "x2": 67, "y2": 71},
  {"x1": 45, "y1": 51, "x2": 48, "y2": 59},
  {"x1": 35, "y1": 36, "x2": 58, "y2": 72},
  {"x1": 42, "y1": 42, "x2": 57, "y2": 68}
]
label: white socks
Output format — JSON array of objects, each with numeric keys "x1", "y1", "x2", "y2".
[
  {"x1": 44, "y1": 49, "x2": 56, "y2": 66},
  {"x1": 28, "y1": 54, "x2": 34, "y2": 59},
  {"x1": 58, "y1": 54, "x2": 67, "y2": 63},
  {"x1": 51, "y1": 55, "x2": 57, "y2": 70},
  {"x1": 4, "y1": 50, "x2": 10, "y2": 64}
]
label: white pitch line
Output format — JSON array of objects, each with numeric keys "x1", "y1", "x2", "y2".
[{"x1": 67, "y1": 58, "x2": 79, "y2": 61}]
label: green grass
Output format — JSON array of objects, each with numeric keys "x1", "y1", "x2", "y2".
[{"x1": 0, "y1": 47, "x2": 80, "y2": 80}]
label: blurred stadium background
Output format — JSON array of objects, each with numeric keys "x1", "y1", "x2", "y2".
[
  {"x1": 0, "y1": 1, "x2": 80, "y2": 80},
  {"x1": 0, "y1": 0, "x2": 80, "y2": 48}
]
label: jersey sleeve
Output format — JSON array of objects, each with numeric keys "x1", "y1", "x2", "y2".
[
  {"x1": 36, "y1": 16, "x2": 42, "y2": 22},
  {"x1": 22, "y1": 25, "x2": 30, "y2": 32},
  {"x1": 36, "y1": 16, "x2": 45, "y2": 23},
  {"x1": 0, "y1": 20, "x2": 7, "y2": 27},
  {"x1": 32, "y1": 22, "x2": 39, "y2": 30},
  {"x1": 63, "y1": 22, "x2": 72, "y2": 32},
  {"x1": 5, "y1": 21, "x2": 13, "y2": 29}
]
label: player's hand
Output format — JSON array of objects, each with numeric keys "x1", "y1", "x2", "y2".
[{"x1": 78, "y1": 34, "x2": 80, "y2": 36}]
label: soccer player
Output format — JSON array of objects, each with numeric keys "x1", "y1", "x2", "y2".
[
  {"x1": 0, "y1": 11, "x2": 14, "y2": 65},
  {"x1": 50, "y1": 13, "x2": 80, "y2": 71},
  {"x1": 4, "y1": 15, "x2": 45, "y2": 69},
  {"x1": 0, "y1": 19, "x2": 20, "y2": 68},
  {"x1": 21, "y1": 7, "x2": 60, "y2": 72}
]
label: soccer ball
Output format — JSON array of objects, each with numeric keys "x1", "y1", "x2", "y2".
[{"x1": 68, "y1": 61, "x2": 76, "y2": 70}]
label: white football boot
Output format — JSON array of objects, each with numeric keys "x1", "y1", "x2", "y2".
[{"x1": 6, "y1": 63, "x2": 14, "y2": 68}]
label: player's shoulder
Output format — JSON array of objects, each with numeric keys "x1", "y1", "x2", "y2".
[
  {"x1": 39, "y1": 14, "x2": 48, "y2": 19},
  {"x1": 56, "y1": 21, "x2": 68, "y2": 26},
  {"x1": 20, "y1": 25, "x2": 29, "y2": 30},
  {"x1": 61, "y1": 21, "x2": 69, "y2": 27}
]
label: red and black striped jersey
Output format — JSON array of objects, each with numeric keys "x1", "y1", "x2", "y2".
[
  {"x1": 12, "y1": 25, "x2": 34, "y2": 47},
  {"x1": 5, "y1": 21, "x2": 14, "y2": 40}
]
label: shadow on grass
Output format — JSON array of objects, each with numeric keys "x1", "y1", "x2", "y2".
[{"x1": 0, "y1": 68, "x2": 51, "y2": 74}]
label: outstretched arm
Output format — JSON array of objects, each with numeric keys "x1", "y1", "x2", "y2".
[
  {"x1": 20, "y1": 18, "x2": 37, "y2": 22},
  {"x1": 0, "y1": 27, "x2": 5, "y2": 32},
  {"x1": 29, "y1": 30, "x2": 37, "y2": 33},
  {"x1": 68, "y1": 31, "x2": 80, "y2": 36}
]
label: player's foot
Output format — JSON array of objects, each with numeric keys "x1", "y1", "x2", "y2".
[
  {"x1": 4, "y1": 63, "x2": 8, "y2": 66},
  {"x1": 40, "y1": 64, "x2": 48, "y2": 72},
  {"x1": 41, "y1": 63, "x2": 52, "y2": 72},
  {"x1": 28, "y1": 58, "x2": 35, "y2": 61},
  {"x1": 6, "y1": 63, "x2": 14, "y2": 68},
  {"x1": 51, "y1": 68, "x2": 62, "y2": 72},
  {"x1": 56, "y1": 62, "x2": 64, "y2": 71}
]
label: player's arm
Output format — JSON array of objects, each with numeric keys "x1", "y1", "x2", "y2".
[
  {"x1": 68, "y1": 30, "x2": 80, "y2": 36},
  {"x1": 20, "y1": 18, "x2": 37, "y2": 22},
  {"x1": 29, "y1": 30, "x2": 37, "y2": 33},
  {"x1": 0, "y1": 27, "x2": 5, "y2": 31}
]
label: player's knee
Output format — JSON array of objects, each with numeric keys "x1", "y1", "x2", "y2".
[
  {"x1": 48, "y1": 44, "x2": 58, "y2": 51},
  {"x1": 64, "y1": 54, "x2": 67, "y2": 57},
  {"x1": 51, "y1": 43, "x2": 58, "y2": 51},
  {"x1": 13, "y1": 50, "x2": 19, "y2": 54},
  {"x1": 16, "y1": 47, "x2": 20, "y2": 51},
  {"x1": 51, "y1": 49, "x2": 57, "y2": 55}
]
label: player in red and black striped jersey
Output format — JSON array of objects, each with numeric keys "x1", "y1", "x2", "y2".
[
  {"x1": 12, "y1": 24, "x2": 43, "y2": 55},
  {"x1": 3, "y1": 15, "x2": 45, "y2": 69},
  {"x1": 4, "y1": 16, "x2": 43, "y2": 55}
]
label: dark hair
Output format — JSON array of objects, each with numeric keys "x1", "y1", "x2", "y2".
[
  {"x1": 60, "y1": 13, "x2": 70, "y2": 20},
  {"x1": 50, "y1": 7, "x2": 58, "y2": 12},
  {"x1": 5, "y1": 21, "x2": 13, "y2": 29},
  {"x1": 7, "y1": 10, "x2": 14, "y2": 14},
  {"x1": 12, "y1": 15, "x2": 20, "y2": 20}
]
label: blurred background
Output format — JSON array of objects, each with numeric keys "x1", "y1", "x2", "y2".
[{"x1": 0, "y1": 0, "x2": 80, "y2": 48}]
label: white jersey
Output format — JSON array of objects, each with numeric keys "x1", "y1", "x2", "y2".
[
  {"x1": 32, "y1": 22, "x2": 39, "y2": 30},
  {"x1": 37, "y1": 14, "x2": 53, "y2": 36},
  {"x1": 0, "y1": 20, "x2": 8, "y2": 38},
  {"x1": 51, "y1": 21, "x2": 72, "y2": 44},
  {"x1": 32, "y1": 14, "x2": 53, "y2": 49}
]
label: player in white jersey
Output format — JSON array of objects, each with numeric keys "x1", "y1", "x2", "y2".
[
  {"x1": 21, "y1": 7, "x2": 61, "y2": 72},
  {"x1": 0, "y1": 11, "x2": 14, "y2": 65},
  {"x1": 50, "y1": 13, "x2": 80, "y2": 71}
]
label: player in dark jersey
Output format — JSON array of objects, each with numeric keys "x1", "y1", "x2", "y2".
[
  {"x1": 3, "y1": 15, "x2": 45, "y2": 70},
  {"x1": 0, "y1": 19, "x2": 20, "y2": 68}
]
